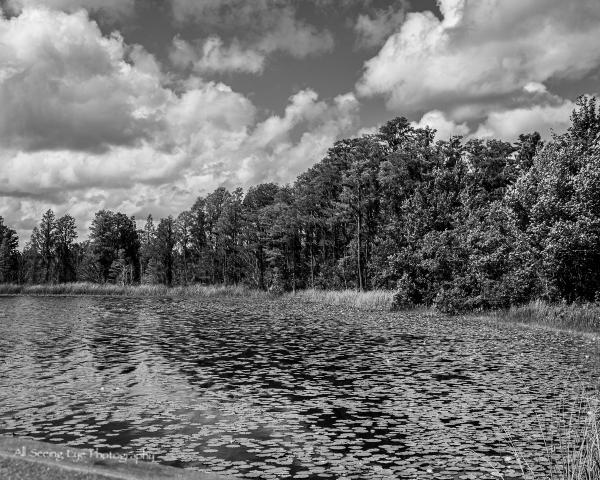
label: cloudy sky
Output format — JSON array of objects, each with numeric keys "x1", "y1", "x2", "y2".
[{"x1": 0, "y1": 0, "x2": 599, "y2": 242}]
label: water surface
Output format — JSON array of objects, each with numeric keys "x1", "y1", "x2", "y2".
[{"x1": 0, "y1": 296, "x2": 598, "y2": 479}]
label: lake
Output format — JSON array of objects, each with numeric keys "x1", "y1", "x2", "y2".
[{"x1": 0, "y1": 296, "x2": 598, "y2": 479}]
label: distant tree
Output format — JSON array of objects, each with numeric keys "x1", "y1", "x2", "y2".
[
  {"x1": 216, "y1": 187, "x2": 245, "y2": 284},
  {"x1": 188, "y1": 197, "x2": 208, "y2": 283},
  {"x1": 154, "y1": 217, "x2": 176, "y2": 286},
  {"x1": 89, "y1": 210, "x2": 140, "y2": 283},
  {"x1": 243, "y1": 183, "x2": 279, "y2": 289},
  {"x1": 338, "y1": 137, "x2": 383, "y2": 290},
  {"x1": 10, "y1": 94, "x2": 600, "y2": 310},
  {"x1": 74, "y1": 241, "x2": 103, "y2": 283},
  {"x1": 54, "y1": 214, "x2": 77, "y2": 283},
  {"x1": 139, "y1": 214, "x2": 156, "y2": 283},
  {"x1": 204, "y1": 187, "x2": 230, "y2": 283},
  {"x1": 176, "y1": 210, "x2": 194, "y2": 285},
  {"x1": 569, "y1": 95, "x2": 600, "y2": 150},
  {"x1": 31, "y1": 209, "x2": 56, "y2": 283},
  {"x1": 0, "y1": 217, "x2": 19, "y2": 283},
  {"x1": 262, "y1": 188, "x2": 302, "y2": 293}
]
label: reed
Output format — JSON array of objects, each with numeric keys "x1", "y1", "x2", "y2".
[
  {"x1": 0, "y1": 282, "x2": 271, "y2": 298},
  {"x1": 490, "y1": 300, "x2": 600, "y2": 334},
  {"x1": 507, "y1": 387, "x2": 600, "y2": 480},
  {"x1": 289, "y1": 288, "x2": 395, "y2": 311}
]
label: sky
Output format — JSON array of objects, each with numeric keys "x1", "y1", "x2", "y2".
[{"x1": 0, "y1": 0, "x2": 599, "y2": 243}]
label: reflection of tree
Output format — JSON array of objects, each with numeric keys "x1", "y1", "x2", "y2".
[{"x1": 89, "y1": 299, "x2": 140, "y2": 371}]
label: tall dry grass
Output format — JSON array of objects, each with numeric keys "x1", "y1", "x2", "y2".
[
  {"x1": 289, "y1": 288, "x2": 395, "y2": 311},
  {"x1": 1, "y1": 283, "x2": 396, "y2": 309},
  {"x1": 492, "y1": 300, "x2": 600, "y2": 334},
  {"x1": 0, "y1": 282, "x2": 271, "y2": 298},
  {"x1": 508, "y1": 388, "x2": 600, "y2": 480}
]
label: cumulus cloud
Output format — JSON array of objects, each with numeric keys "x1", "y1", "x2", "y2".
[
  {"x1": 0, "y1": 6, "x2": 358, "y2": 241},
  {"x1": 473, "y1": 100, "x2": 575, "y2": 140},
  {"x1": 255, "y1": 12, "x2": 334, "y2": 58},
  {"x1": 354, "y1": 3, "x2": 407, "y2": 48},
  {"x1": 412, "y1": 97, "x2": 576, "y2": 142},
  {"x1": 168, "y1": 0, "x2": 333, "y2": 73},
  {"x1": 170, "y1": 22, "x2": 334, "y2": 75},
  {"x1": 357, "y1": 0, "x2": 600, "y2": 116},
  {"x1": 237, "y1": 91, "x2": 360, "y2": 184},
  {"x1": 170, "y1": 36, "x2": 265, "y2": 74},
  {"x1": 413, "y1": 110, "x2": 469, "y2": 140},
  {"x1": 0, "y1": 8, "x2": 167, "y2": 152}
]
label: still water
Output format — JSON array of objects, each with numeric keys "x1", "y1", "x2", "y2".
[{"x1": 0, "y1": 296, "x2": 598, "y2": 479}]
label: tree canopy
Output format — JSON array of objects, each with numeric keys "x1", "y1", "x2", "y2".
[{"x1": 2, "y1": 95, "x2": 600, "y2": 312}]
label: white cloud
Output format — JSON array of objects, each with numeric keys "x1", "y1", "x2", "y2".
[
  {"x1": 168, "y1": 0, "x2": 333, "y2": 73},
  {"x1": 256, "y1": 12, "x2": 334, "y2": 58},
  {"x1": 413, "y1": 110, "x2": 469, "y2": 140},
  {"x1": 523, "y1": 82, "x2": 548, "y2": 95},
  {"x1": 414, "y1": 100, "x2": 576, "y2": 142},
  {"x1": 354, "y1": 4, "x2": 407, "y2": 48},
  {"x1": 238, "y1": 91, "x2": 359, "y2": 183},
  {"x1": 0, "y1": 8, "x2": 167, "y2": 152},
  {"x1": 170, "y1": 36, "x2": 265, "y2": 74},
  {"x1": 357, "y1": 0, "x2": 600, "y2": 117},
  {"x1": 473, "y1": 100, "x2": 575, "y2": 140},
  {"x1": 170, "y1": 21, "x2": 333, "y2": 75},
  {"x1": 0, "y1": 6, "x2": 358, "y2": 241}
]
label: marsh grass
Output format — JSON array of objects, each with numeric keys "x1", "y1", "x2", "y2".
[
  {"x1": 489, "y1": 300, "x2": 600, "y2": 335},
  {"x1": 0, "y1": 283, "x2": 399, "y2": 309},
  {"x1": 289, "y1": 288, "x2": 395, "y2": 311},
  {"x1": 0, "y1": 282, "x2": 271, "y2": 298},
  {"x1": 506, "y1": 387, "x2": 600, "y2": 480}
]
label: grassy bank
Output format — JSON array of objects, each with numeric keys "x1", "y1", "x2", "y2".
[
  {"x1": 0, "y1": 282, "x2": 270, "y2": 298},
  {"x1": 3, "y1": 285, "x2": 600, "y2": 332},
  {"x1": 288, "y1": 288, "x2": 395, "y2": 311},
  {"x1": 486, "y1": 300, "x2": 600, "y2": 336},
  {"x1": 0, "y1": 283, "x2": 396, "y2": 310}
]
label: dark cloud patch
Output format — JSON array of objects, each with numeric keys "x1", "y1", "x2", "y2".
[{"x1": 0, "y1": 188, "x2": 68, "y2": 204}]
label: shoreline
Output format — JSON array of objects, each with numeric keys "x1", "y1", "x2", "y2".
[{"x1": 2, "y1": 283, "x2": 600, "y2": 337}]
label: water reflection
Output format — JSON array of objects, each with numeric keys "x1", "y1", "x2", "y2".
[{"x1": 0, "y1": 296, "x2": 599, "y2": 479}]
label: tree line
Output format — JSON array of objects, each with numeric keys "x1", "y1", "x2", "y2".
[{"x1": 1, "y1": 96, "x2": 599, "y2": 312}]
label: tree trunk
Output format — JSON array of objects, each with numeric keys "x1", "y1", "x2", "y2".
[{"x1": 357, "y1": 213, "x2": 364, "y2": 291}]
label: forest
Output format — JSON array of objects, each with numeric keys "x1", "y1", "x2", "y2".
[{"x1": 0, "y1": 96, "x2": 599, "y2": 313}]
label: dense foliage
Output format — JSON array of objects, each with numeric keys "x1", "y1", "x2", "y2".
[{"x1": 2, "y1": 96, "x2": 599, "y2": 312}]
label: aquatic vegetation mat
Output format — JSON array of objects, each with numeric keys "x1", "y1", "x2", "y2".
[{"x1": 0, "y1": 296, "x2": 599, "y2": 479}]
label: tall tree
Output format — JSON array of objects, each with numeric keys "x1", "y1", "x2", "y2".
[
  {"x1": 31, "y1": 210, "x2": 56, "y2": 283},
  {"x1": 338, "y1": 137, "x2": 382, "y2": 290},
  {"x1": 176, "y1": 211, "x2": 194, "y2": 285},
  {"x1": 90, "y1": 210, "x2": 140, "y2": 283},
  {"x1": 243, "y1": 183, "x2": 279, "y2": 289},
  {"x1": 154, "y1": 216, "x2": 177, "y2": 286},
  {"x1": 0, "y1": 217, "x2": 19, "y2": 283},
  {"x1": 54, "y1": 214, "x2": 78, "y2": 283},
  {"x1": 139, "y1": 214, "x2": 156, "y2": 283}
]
